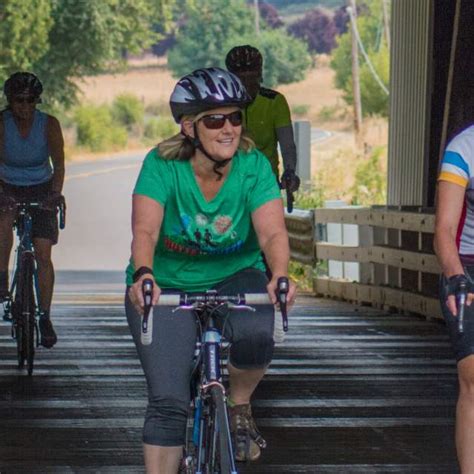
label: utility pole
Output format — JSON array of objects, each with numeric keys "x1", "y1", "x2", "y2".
[
  {"x1": 382, "y1": 0, "x2": 391, "y2": 51},
  {"x1": 347, "y1": 0, "x2": 363, "y2": 141},
  {"x1": 254, "y1": 0, "x2": 260, "y2": 36}
]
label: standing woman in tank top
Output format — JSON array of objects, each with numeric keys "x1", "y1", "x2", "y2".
[{"x1": 0, "y1": 72, "x2": 65, "y2": 348}]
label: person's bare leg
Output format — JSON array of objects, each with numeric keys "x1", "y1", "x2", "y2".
[
  {"x1": 227, "y1": 362, "x2": 266, "y2": 404},
  {"x1": 456, "y1": 355, "x2": 474, "y2": 473},
  {"x1": 33, "y1": 238, "x2": 54, "y2": 311},
  {"x1": 143, "y1": 444, "x2": 182, "y2": 474},
  {"x1": 0, "y1": 212, "x2": 15, "y2": 297},
  {"x1": 0, "y1": 212, "x2": 14, "y2": 269}
]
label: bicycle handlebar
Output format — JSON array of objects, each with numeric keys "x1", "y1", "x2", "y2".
[
  {"x1": 139, "y1": 279, "x2": 291, "y2": 343},
  {"x1": 276, "y1": 276, "x2": 289, "y2": 332},
  {"x1": 280, "y1": 177, "x2": 294, "y2": 214},
  {"x1": 4, "y1": 199, "x2": 66, "y2": 230},
  {"x1": 457, "y1": 280, "x2": 468, "y2": 333}
]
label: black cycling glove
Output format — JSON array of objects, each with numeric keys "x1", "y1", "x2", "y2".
[
  {"x1": 44, "y1": 192, "x2": 66, "y2": 210},
  {"x1": 445, "y1": 274, "x2": 474, "y2": 296},
  {"x1": 280, "y1": 169, "x2": 301, "y2": 193}
]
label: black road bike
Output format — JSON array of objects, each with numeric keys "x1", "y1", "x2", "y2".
[{"x1": 2, "y1": 199, "x2": 65, "y2": 375}]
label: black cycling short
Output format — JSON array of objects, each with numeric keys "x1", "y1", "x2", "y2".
[
  {"x1": 440, "y1": 265, "x2": 474, "y2": 362},
  {"x1": 2, "y1": 180, "x2": 58, "y2": 244}
]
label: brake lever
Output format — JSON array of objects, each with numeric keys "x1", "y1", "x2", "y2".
[{"x1": 276, "y1": 276, "x2": 289, "y2": 332}]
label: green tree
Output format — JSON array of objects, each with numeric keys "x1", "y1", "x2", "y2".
[
  {"x1": 168, "y1": 0, "x2": 254, "y2": 76},
  {"x1": 0, "y1": 0, "x2": 177, "y2": 108},
  {"x1": 330, "y1": 0, "x2": 390, "y2": 117},
  {"x1": 168, "y1": 0, "x2": 311, "y2": 86},
  {"x1": 0, "y1": 0, "x2": 53, "y2": 75},
  {"x1": 258, "y1": 29, "x2": 312, "y2": 87},
  {"x1": 35, "y1": 0, "x2": 159, "y2": 108}
]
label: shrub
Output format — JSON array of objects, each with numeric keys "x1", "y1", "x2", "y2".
[
  {"x1": 294, "y1": 174, "x2": 326, "y2": 209},
  {"x1": 74, "y1": 104, "x2": 127, "y2": 151},
  {"x1": 111, "y1": 93, "x2": 144, "y2": 129},
  {"x1": 350, "y1": 146, "x2": 387, "y2": 205},
  {"x1": 144, "y1": 117, "x2": 179, "y2": 142},
  {"x1": 291, "y1": 104, "x2": 310, "y2": 116},
  {"x1": 145, "y1": 101, "x2": 170, "y2": 116}
]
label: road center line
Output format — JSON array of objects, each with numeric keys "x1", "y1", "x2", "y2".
[{"x1": 65, "y1": 163, "x2": 140, "y2": 181}]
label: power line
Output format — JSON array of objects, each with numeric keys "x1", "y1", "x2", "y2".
[{"x1": 346, "y1": 5, "x2": 389, "y2": 96}]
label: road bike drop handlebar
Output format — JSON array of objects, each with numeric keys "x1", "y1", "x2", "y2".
[
  {"x1": 140, "y1": 276, "x2": 291, "y2": 344},
  {"x1": 457, "y1": 279, "x2": 468, "y2": 334},
  {"x1": 5, "y1": 199, "x2": 66, "y2": 230},
  {"x1": 141, "y1": 278, "x2": 154, "y2": 345},
  {"x1": 280, "y1": 177, "x2": 294, "y2": 214}
]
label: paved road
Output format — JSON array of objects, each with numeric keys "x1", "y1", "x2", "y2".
[
  {"x1": 0, "y1": 293, "x2": 459, "y2": 473},
  {"x1": 311, "y1": 128, "x2": 331, "y2": 143},
  {"x1": 54, "y1": 153, "x2": 143, "y2": 271}
]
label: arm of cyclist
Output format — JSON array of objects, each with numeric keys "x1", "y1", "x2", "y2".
[
  {"x1": 276, "y1": 125, "x2": 300, "y2": 193},
  {"x1": 252, "y1": 198, "x2": 297, "y2": 307},
  {"x1": 129, "y1": 194, "x2": 163, "y2": 312},
  {"x1": 45, "y1": 115, "x2": 66, "y2": 209},
  {"x1": 434, "y1": 180, "x2": 474, "y2": 315}
]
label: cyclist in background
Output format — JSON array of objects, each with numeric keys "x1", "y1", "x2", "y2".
[
  {"x1": 126, "y1": 67, "x2": 296, "y2": 473},
  {"x1": 225, "y1": 44, "x2": 301, "y2": 193},
  {"x1": 434, "y1": 125, "x2": 474, "y2": 473},
  {"x1": 0, "y1": 72, "x2": 65, "y2": 348}
]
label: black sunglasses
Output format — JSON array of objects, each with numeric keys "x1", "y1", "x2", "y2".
[
  {"x1": 200, "y1": 110, "x2": 243, "y2": 130},
  {"x1": 12, "y1": 96, "x2": 36, "y2": 104}
]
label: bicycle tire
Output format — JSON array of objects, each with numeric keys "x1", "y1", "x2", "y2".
[
  {"x1": 210, "y1": 385, "x2": 235, "y2": 474},
  {"x1": 12, "y1": 268, "x2": 26, "y2": 370},
  {"x1": 17, "y1": 253, "x2": 36, "y2": 376}
]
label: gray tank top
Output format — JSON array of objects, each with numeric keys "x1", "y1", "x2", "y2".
[{"x1": 0, "y1": 109, "x2": 53, "y2": 185}]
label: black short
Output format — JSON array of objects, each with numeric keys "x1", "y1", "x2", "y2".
[
  {"x1": 2, "y1": 180, "x2": 58, "y2": 244},
  {"x1": 440, "y1": 265, "x2": 474, "y2": 362}
]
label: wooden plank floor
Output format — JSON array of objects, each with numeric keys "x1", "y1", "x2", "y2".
[{"x1": 0, "y1": 294, "x2": 459, "y2": 473}]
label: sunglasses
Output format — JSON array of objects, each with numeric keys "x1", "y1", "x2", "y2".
[
  {"x1": 200, "y1": 111, "x2": 243, "y2": 130},
  {"x1": 12, "y1": 96, "x2": 36, "y2": 104}
]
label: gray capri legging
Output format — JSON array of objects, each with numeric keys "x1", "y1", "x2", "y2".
[{"x1": 125, "y1": 267, "x2": 275, "y2": 446}]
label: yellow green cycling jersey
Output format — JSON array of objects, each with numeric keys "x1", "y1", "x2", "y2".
[{"x1": 243, "y1": 87, "x2": 292, "y2": 176}]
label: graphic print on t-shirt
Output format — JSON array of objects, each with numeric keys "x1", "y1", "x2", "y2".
[{"x1": 164, "y1": 212, "x2": 244, "y2": 256}]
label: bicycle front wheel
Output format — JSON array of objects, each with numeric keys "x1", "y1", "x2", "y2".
[
  {"x1": 16, "y1": 253, "x2": 36, "y2": 376},
  {"x1": 209, "y1": 385, "x2": 236, "y2": 474}
]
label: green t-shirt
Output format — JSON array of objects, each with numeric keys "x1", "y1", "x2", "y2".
[
  {"x1": 125, "y1": 148, "x2": 281, "y2": 291},
  {"x1": 244, "y1": 87, "x2": 292, "y2": 176}
]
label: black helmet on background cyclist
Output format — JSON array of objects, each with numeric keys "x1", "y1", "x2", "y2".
[
  {"x1": 169, "y1": 67, "x2": 251, "y2": 123},
  {"x1": 225, "y1": 45, "x2": 263, "y2": 75},
  {"x1": 3, "y1": 72, "x2": 43, "y2": 100}
]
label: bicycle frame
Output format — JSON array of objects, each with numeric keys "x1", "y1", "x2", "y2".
[
  {"x1": 141, "y1": 281, "x2": 289, "y2": 473},
  {"x1": 3, "y1": 203, "x2": 41, "y2": 323}
]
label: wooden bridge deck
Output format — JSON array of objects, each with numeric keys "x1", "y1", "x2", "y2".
[{"x1": 0, "y1": 289, "x2": 459, "y2": 473}]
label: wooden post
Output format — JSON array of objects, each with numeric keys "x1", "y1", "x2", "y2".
[
  {"x1": 348, "y1": 0, "x2": 363, "y2": 143},
  {"x1": 254, "y1": 0, "x2": 260, "y2": 36}
]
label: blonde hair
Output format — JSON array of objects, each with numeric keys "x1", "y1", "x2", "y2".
[{"x1": 157, "y1": 111, "x2": 254, "y2": 160}]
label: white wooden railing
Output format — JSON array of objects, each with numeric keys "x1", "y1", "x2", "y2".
[{"x1": 285, "y1": 206, "x2": 442, "y2": 320}]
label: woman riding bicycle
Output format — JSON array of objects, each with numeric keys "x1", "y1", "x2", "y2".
[
  {"x1": 126, "y1": 67, "x2": 296, "y2": 473},
  {"x1": 0, "y1": 72, "x2": 65, "y2": 349}
]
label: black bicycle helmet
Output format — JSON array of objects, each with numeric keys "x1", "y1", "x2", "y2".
[
  {"x1": 225, "y1": 45, "x2": 263, "y2": 74},
  {"x1": 3, "y1": 72, "x2": 43, "y2": 99},
  {"x1": 170, "y1": 67, "x2": 251, "y2": 123}
]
